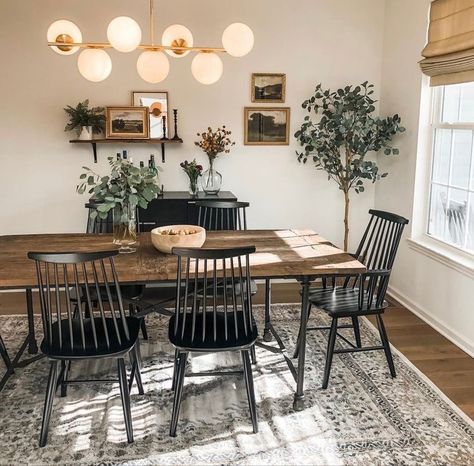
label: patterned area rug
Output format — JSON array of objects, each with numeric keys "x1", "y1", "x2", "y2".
[{"x1": 0, "y1": 304, "x2": 473, "y2": 466}]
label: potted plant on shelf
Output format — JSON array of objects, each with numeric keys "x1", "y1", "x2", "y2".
[
  {"x1": 195, "y1": 126, "x2": 235, "y2": 195},
  {"x1": 64, "y1": 100, "x2": 105, "y2": 140},
  {"x1": 180, "y1": 159, "x2": 203, "y2": 196},
  {"x1": 295, "y1": 82, "x2": 405, "y2": 251},
  {"x1": 77, "y1": 157, "x2": 161, "y2": 253}
]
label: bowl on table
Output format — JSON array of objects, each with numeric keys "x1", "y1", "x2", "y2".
[{"x1": 151, "y1": 225, "x2": 206, "y2": 254}]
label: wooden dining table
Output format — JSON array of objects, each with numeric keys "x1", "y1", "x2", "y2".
[{"x1": 0, "y1": 229, "x2": 365, "y2": 409}]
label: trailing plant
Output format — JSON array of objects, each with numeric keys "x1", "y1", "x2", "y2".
[
  {"x1": 195, "y1": 126, "x2": 235, "y2": 165},
  {"x1": 64, "y1": 100, "x2": 105, "y2": 135},
  {"x1": 295, "y1": 81, "x2": 405, "y2": 251},
  {"x1": 77, "y1": 157, "x2": 161, "y2": 220}
]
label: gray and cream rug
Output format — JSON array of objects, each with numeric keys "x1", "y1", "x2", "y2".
[{"x1": 0, "y1": 305, "x2": 473, "y2": 465}]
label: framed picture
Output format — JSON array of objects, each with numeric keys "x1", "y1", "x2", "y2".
[
  {"x1": 106, "y1": 107, "x2": 149, "y2": 139},
  {"x1": 132, "y1": 91, "x2": 168, "y2": 139},
  {"x1": 251, "y1": 73, "x2": 286, "y2": 103},
  {"x1": 244, "y1": 107, "x2": 290, "y2": 145}
]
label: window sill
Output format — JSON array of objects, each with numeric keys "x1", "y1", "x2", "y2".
[{"x1": 407, "y1": 237, "x2": 474, "y2": 279}]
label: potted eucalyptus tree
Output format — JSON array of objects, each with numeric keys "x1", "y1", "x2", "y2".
[{"x1": 295, "y1": 82, "x2": 405, "y2": 251}]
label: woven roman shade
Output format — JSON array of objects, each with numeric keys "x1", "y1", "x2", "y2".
[{"x1": 420, "y1": 0, "x2": 474, "y2": 86}]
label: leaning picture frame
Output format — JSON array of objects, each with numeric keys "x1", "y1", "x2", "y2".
[
  {"x1": 106, "y1": 106, "x2": 149, "y2": 139},
  {"x1": 131, "y1": 91, "x2": 169, "y2": 139}
]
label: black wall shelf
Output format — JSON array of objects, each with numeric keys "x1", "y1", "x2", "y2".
[{"x1": 70, "y1": 138, "x2": 183, "y2": 163}]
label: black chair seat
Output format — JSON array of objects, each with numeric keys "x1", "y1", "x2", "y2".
[
  {"x1": 308, "y1": 287, "x2": 388, "y2": 317},
  {"x1": 41, "y1": 317, "x2": 141, "y2": 358},
  {"x1": 169, "y1": 311, "x2": 258, "y2": 350}
]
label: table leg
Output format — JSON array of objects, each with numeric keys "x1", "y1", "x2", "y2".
[
  {"x1": 263, "y1": 279, "x2": 272, "y2": 342},
  {"x1": 26, "y1": 289, "x2": 38, "y2": 354},
  {"x1": 293, "y1": 277, "x2": 310, "y2": 411}
]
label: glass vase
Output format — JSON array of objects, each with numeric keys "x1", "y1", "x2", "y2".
[
  {"x1": 113, "y1": 203, "x2": 137, "y2": 254},
  {"x1": 201, "y1": 162, "x2": 222, "y2": 195},
  {"x1": 189, "y1": 177, "x2": 199, "y2": 196}
]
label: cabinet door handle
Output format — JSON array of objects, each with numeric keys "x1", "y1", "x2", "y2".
[{"x1": 188, "y1": 201, "x2": 196, "y2": 205}]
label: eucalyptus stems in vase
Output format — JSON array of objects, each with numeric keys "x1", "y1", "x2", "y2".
[
  {"x1": 77, "y1": 157, "x2": 161, "y2": 253},
  {"x1": 195, "y1": 126, "x2": 235, "y2": 194}
]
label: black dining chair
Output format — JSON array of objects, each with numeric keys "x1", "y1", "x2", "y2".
[
  {"x1": 169, "y1": 246, "x2": 258, "y2": 437},
  {"x1": 196, "y1": 200, "x2": 259, "y2": 361},
  {"x1": 28, "y1": 250, "x2": 144, "y2": 447},
  {"x1": 85, "y1": 201, "x2": 149, "y2": 340},
  {"x1": 196, "y1": 200, "x2": 250, "y2": 231},
  {"x1": 294, "y1": 209, "x2": 408, "y2": 388}
]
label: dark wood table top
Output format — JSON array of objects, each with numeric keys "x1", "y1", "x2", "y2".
[{"x1": 0, "y1": 230, "x2": 366, "y2": 289}]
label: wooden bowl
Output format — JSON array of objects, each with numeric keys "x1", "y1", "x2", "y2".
[{"x1": 151, "y1": 225, "x2": 206, "y2": 254}]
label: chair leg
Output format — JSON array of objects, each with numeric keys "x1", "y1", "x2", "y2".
[
  {"x1": 322, "y1": 317, "x2": 338, "y2": 389},
  {"x1": 39, "y1": 360, "x2": 59, "y2": 447},
  {"x1": 129, "y1": 303, "x2": 149, "y2": 341},
  {"x1": 60, "y1": 360, "x2": 70, "y2": 397},
  {"x1": 117, "y1": 358, "x2": 134, "y2": 443},
  {"x1": 351, "y1": 316, "x2": 362, "y2": 348},
  {"x1": 171, "y1": 348, "x2": 179, "y2": 391},
  {"x1": 293, "y1": 303, "x2": 312, "y2": 359},
  {"x1": 169, "y1": 351, "x2": 188, "y2": 437},
  {"x1": 250, "y1": 344, "x2": 257, "y2": 365},
  {"x1": 376, "y1": 314, "x2": 396, "y2": 378},
  {"x1": 131, "y1": 346, "x2": 145, "y2": 395},
  {"x1": 242, "y1": 350, "x2": 258, "y2": 433}
]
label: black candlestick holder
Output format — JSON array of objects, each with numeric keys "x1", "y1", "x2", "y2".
[
  {"x1": 172, "y1": 108, "x2": 183, "y2": 142},
  {"x1": 160, "y1": 115, "x2": 169, "y2": 141}
]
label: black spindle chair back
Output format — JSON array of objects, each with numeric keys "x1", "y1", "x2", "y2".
[
  {"x1": 27, "y1": 250, "x2": 133, "y2": 356},
  {"x1": 343, "y1": 209, "x2": 408, "y2": 310},
  {"x1": 171, "y1": 246, "x2": 257, "y2": 348},
  {"x1": 86, "y1": 202, "x2": 113, "y2": 234},
  {"x1": 196, "y1": 201, "x2": 249, "y2": 231}
]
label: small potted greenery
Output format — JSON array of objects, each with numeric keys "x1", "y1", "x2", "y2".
[
  {"x1": 180, "y1": 159, "x2": 203, "y2": 196},
  {"x1": 77, "y1": 157, "x2": 161, "y2": 253},
  {"x1": 64, "y1": 100, "x2": 105, "y2": 140},
  {"x1": 195, "y1": 126, "x2": 235, "y2": 194}
]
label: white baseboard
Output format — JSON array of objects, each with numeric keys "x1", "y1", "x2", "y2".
[{"x1": 387, "y1": 285, "x2": 474, "y2": 358}]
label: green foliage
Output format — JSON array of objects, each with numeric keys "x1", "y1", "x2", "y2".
[
  {"x1": 64, "y1": 100, "x2": 105, "y2": 135},
  {"x1": 294, "y1": 82, "x2": 405, "y2": 194},
  {"x1": 77, "y1": 157, "x2": 162, "y2": 219}
]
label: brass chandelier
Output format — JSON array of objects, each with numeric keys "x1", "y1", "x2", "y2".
[{"x1": 46, "y1": 0, "x2": 254, "y2": 84}]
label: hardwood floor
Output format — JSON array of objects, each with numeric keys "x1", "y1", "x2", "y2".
[{"x1": 1, "y1": 283, "x2": 473, "y2": 419}]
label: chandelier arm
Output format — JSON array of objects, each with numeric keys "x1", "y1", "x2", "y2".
[
  {"x1": 150, "y1": 0, "x2": 154, "y2": 45},
  {"x1": 47, "y1": 42, "x2": 226, "y2": 53}
]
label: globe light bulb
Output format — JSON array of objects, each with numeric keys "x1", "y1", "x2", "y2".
[
  {"x1": 77, "y1": 49, "x2": 112, "y2": 82},
  {"x1": 47, "y1": 19, "x2": 82, "y2": 55},
  {"x1": 191, "y1": 52, "x2": 223, "y2": 85},
  {"x1": 222, "y1": 23, "x2": 254, "y2": 57},
  {"x1": 107, "y1": 16, "x2": 142, "y2": 53},
  {"x1": 162, "y1": 24, "x2": 194, "y2": 58},
  {"x1": 137, "y1": 51, "x2": 170, "y2": 83}
]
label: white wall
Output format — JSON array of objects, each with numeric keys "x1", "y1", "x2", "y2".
[
  {"x1": 377, "y1": 0, "x2": 474, "y2": 355},
  {"x1": 0, "y1": 0, "x2": 386, "y2": 252}
]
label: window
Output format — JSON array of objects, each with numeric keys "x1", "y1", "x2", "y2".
[{"x1": 428, "y1": 82, "x2": 474, "y2": 253}]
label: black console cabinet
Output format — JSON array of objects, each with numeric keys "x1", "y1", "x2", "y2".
[{"x1": 138, "y1": 191, "x2": 237, "y2": 231}]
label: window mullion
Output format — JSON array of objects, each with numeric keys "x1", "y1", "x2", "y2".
[{"x1": 463, "y1": 131, "x2": 474, "y2": 249}]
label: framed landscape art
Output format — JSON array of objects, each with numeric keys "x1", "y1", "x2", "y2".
[
  {"x1": 106, "y1": 107, "x2": 149, "y2": 139},
  {"x1": 251, "y1": 73, "x2": 286, "y2": 103},
  {"x1": 244, "y1": 107, "x2": 290, "y2": 145},
  {"x1": 131, "y1": 91, "x2": 168, "y2": 139}
]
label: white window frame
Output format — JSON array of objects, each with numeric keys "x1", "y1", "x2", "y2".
[{"x1": 409, "y1": 80, "x2": 474, "y2": 277}]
